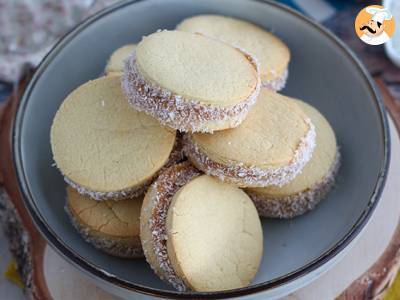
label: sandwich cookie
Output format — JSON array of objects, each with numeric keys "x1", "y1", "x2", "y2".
[
  {"x1": 176, "y1": 15, "x2": 290, "y2": 91},
  {"x1": 184, "y1": 89, "x2": 316, "y2": 187},
  {"x1": 105, "y1": 44, "x2": 136, "y2": 75},
  {"x1": 122, "y1": 30, "x2": 261, "y2": 133},
  {"x1": 65, "y1": 187, "x2": 143, "y2": 258},
  {"x1": 246, "y1": 100, "x2": 340, "y2": 218},
  {"x1": 140, "y1": 162, "x2": 263, "y2": 292},
  {"x1": 51, "y1": 76, "x2": 178, "y2": 201}
]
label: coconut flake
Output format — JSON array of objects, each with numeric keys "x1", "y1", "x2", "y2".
[
  {"x1": 183, "y1": 118, "x2": 316, "y2": 187},
  {"x1": 65, "y1": 204, "x2": 143, "y2": 258},
  {"x1": 61, "y1": 135, "x2": 184, "y2": 201},
  {"x1": 247, "y1": 150, "x2": 340, "y2": 218},
  {"x1": 121, "y1": 49, "x2": 261, "y2": 133},
  {"x1": 145, "y1": 162, "x2": 201, "y2": 291},
  {"x1": 262, "y1": 68, "x2": 288, "y2": 91}
]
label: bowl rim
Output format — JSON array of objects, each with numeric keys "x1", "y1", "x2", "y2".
[{"x1": 12, "y1": 0, "x2": 390, "y2": 298}]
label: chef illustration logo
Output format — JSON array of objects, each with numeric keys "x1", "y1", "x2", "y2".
[{"x1": 354, "y1": 5, "x2": 395, "y2": 46}]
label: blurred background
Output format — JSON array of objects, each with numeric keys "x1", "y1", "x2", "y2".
[
  {"x1": 0, "y1": 0, "x2": 399, "y2": 299},
  {"x1": 0, "y1": 0, "x2": 399, "y2": 104}
]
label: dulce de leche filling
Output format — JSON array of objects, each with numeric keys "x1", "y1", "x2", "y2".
[
  {"x1": 148, "y1": 162, "x2": 201, "y2": 291},
  {"x1": 122, "y1": 50, "x2": 261, "y2": 133},
  {"x1": 183, "y1": 118, "x2": 316, "y2": 188}
]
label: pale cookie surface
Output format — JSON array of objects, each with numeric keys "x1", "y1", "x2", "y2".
[
  {"x1": 248, "y1": 100, "x2": 337, "y2": 197},
  {"x1": 51, "y1": 76, "x2": 176, "y2": 194},
  {"x1": 166, "y1": 175, "x2": 263, "y2": 292},
  {"x1": 177, "y1": 15, "x2": 290, "y2": 83},
  {"x1": 190, "y1": 90, "x2": 312, "y2": 169},
  {"x1": 135, "y1": 30, "x2": 258, "y2": 106},
  {"x1": 66, "y1": 187, "x2": 143, "y2": 258},
  {"x1": 67, "y1": 187, "x2": 141, "y2": 238},
  {"x1": 105, "y1": 44, "x2": 136, "y2": 75}
]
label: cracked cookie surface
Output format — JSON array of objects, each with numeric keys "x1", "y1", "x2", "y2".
[{"x1": 66, "y1": 186, "x2": 143, "y2": 258}]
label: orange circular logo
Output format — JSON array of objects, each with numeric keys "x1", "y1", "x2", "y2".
[{"x1": 354, "y1": 5, "x2": 395, "y2": 46}]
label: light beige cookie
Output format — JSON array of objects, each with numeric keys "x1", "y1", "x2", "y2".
[
  {"x1": 246, "y1": 100, "x2": 340, "y2": 218},
  {"x1": 177, "y1": 14, "x2": 290, "y2": 91},
  {"x1": 65, "y1": 187, "x2": 143, "y2": 258},
  {"x1": 50, "y1": 76, "x2": 177, "y2": 201},
  {"x1": 122, "y1": 30, "x2": 261, "y2": 133},
  {"x1": 140, "y1": 162, "x2": 263, "y2": 292},
  {"x1": 105, "y1": 44, "x2": 136, "y2": 75},
  {"x1": 183, "y1": 89, "x2": 316, "y2": 187}
]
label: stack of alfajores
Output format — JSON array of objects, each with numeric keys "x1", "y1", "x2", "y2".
[{"x1": 50, "y1": 15, "x2": 339, "y2": 292}]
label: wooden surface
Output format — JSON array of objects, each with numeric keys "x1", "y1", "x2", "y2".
[
  {"x1": 293, "y1": 116, "x2": 400, "y2": 300},
  {"x1": 334, "y1": 80, "x2": 400, "y2": 299},
  {"x1": 0, "y1": 72, "x2": 51, "y2": 300}
]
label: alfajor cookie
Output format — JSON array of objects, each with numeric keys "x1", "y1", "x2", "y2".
[
  {"x1": 246, "y1": 100, "x2": 340, "y2": 218},
  {"x1": 183, "y1": 89, "x2": 316, "y2": 187},
  {"x1": 65, "y1": 187, "x2": 143, "y2": 258},
  {"x1": 122, "y1": 30, "x2": 261, "y2": 133},
  {"x1": 51, "y1": 76, "x2": 178, "y2": 201},
  {"x1": 140, "y1": 162, "x2": 263, "y2": 292},
  {"x1": 177, "y1": 15, "x2": 290, "y2": 91},
  {"x1": 105, "y1": 44, "x2": 136, "y2": 75}
]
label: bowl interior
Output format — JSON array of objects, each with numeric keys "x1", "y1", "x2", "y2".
[{"x1": 16, "y1": 0, "x2": 387, "y2": 294}]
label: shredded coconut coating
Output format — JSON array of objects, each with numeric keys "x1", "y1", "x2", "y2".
[
  {"x1": 262, "y1": 68, "x2": 288, "y2": 91},
  {"x1": 248, "y1": 150, "x2": 341, "y2": 218},
  {"x1": 121, "y1": 50, "x2": 261, "y2": 133},
  {"x1": 65, "y1": 204, "x2": 143, "y2": 258},
  {"x1": 146, "y1": 162, "x2": 201, "y2": 291},
  {"x1": 63, "y1": 135, "x2": 184, "y2": 201},
  {"x1": 183, "y1": 118, "x2": 316, "y2": 188}
]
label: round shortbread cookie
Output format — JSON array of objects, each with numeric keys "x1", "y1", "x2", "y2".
[
  {"x1": 246, "y1": 100, "x2": 340, "y2": 218},
  {"x1": 105, "y1": 44, "x2": 136, "y2": 75},
  {"x1": 65, "y1": 186, "x2": 143, "y2": 258},
  {"x1": 122, "y1": 30, "x2": 261, "y2": 133},
  {"x1": 140, "y1": 162, "x2": 263, "y2": 292},
  {"x1": 184, "y1": 89, "x2": 316, "y2": 187},
  {"x1": 51, "y1": 76, "x2": 176, "y2": 200},
  {"x1": 176, "y1": 15, "x2": 290, "y2": 91},
  {"x1": 166, "y1": 175, "x2": 263, "y2": 291},
  {"x1": 140, "y1": 162, "x2": 201, "y2": 290}
]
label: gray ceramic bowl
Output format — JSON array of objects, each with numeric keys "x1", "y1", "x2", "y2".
[{"x1": 13, "y1": 0, "x2": 389, "y2": 299}]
